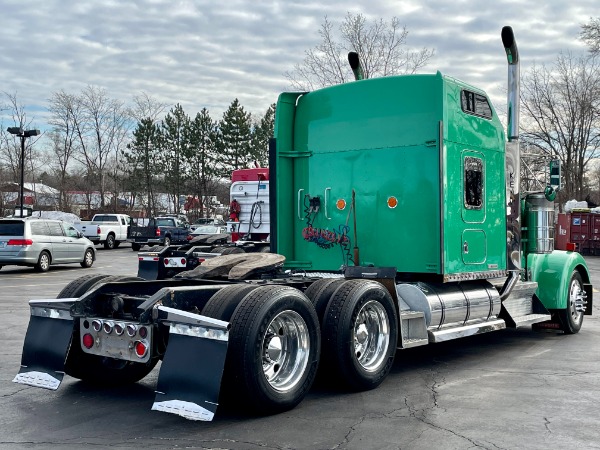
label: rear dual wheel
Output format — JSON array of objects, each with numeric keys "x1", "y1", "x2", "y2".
[
  {"x1": 203, "y1": 284, "x2": 320, "y2": 414},
  {"x1": 320, "y1": 279, "x2": 398, "y2": 391}
]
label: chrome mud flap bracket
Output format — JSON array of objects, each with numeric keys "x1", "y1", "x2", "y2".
[
  {"x1": 152, "y1": 306, "x2": 230, "y2": 421},
  {"x1": 13, "y1": 299, "x2": 77, "y2": 390}
]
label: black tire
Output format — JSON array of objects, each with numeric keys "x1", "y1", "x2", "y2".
[
  {"x1": 35, "y1": 250, "x2": 51, "y2": 272},
  {"x1": 321, "y1": 279, "x2": 398, "y2": 391},
  {"x1": 221, "y1": 246, "x2": 245, "y2": 255},
  {"x1": 163, "y1": 236, "x2": 171, "y2": 247},
  {"x1": 258, "y1": 245, "x2": 271, "y2": 253},
  {"x1": 87, "y1": 275, "x2": 145, "y2": 293},
  {"x1": 80, "y1": 248, "x2": 95, "y2": 268},
  {"x1": 558, "y1": 271, "x2": 585, "y2": 334},
  {"x1": 131, "y1": 243, "x2": 142, "y2": 251},
  {"x1": 56, "y1": 274, "x2": 111, "y2": 299},
  {"x1": 202, "y1": 284, "x2": 259, "y2": 321},
  {"x1": 304, "y1": 278, "x2": 346, "y2": 325},
  {"x1": 104, "y1": 233, "x2": 116, "y2": 249},
  {"x1": 220, "y1": 285, "x2": 320, "y2": 415},
  {"x1": 211, "y1": 246, "x2": 226, "y2": 254}
]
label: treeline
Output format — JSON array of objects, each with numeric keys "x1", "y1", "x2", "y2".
[{"x1": 0, "y1": 88, "x2": 275, "y2": 218}]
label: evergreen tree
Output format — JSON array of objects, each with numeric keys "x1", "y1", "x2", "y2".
[
  {"x1": 122, "y1": 118, "x2": 162, "y2": 217},
  {"x1": 187, "y1": 108, "x2": 218, "y2": 218},
  {"x1": 161, "y1": 104, "x2": 190, "y2": 213},
  {"x1": 251, "y1": 103, "x2": 276, "y2": 167},
  {"x1": 217, "y1": 98, "x2": 254, "y2": 178}
]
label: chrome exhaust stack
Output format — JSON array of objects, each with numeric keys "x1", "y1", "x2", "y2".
[
  {"x1": 500, "y1": 26, "x2": 521, "y2": 299},
  {"x1": 348, "y1": 52, "x2": 364, "y2": 81}
]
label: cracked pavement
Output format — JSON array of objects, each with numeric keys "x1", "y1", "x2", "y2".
[{"x1": 1, "y1": 249, "x2": 600, "y2": 449}]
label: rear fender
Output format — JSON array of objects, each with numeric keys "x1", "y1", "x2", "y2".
[
  {"x1": 152, "y1": 305, "x2": 230, "y2": 421},
  {"x1": 13, "y1": 299, "x2": 77, "y2": 390},
  {"x1": 527, "y1": 250, "x2": 591, "y2": 311}
]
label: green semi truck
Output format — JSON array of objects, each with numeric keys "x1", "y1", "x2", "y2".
[{"x1": 14, "y1": 26, "x2": 592, "y2": 421}]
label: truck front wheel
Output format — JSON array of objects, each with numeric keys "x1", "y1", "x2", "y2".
[
  {"x1": 321, "y1": 279, "x2": 398, "y2": 391},
  {"x1": 558, "y1": 271, "x2": 585, "y2": 334},
  {"x1": 220, "y1": 285, "x2": 320, "y2": 414}
]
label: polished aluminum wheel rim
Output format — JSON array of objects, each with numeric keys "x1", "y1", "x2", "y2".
[
  {"x1": 353, "y1": 300, "x2": 390, "y2": 372},
  {"x1": 569, "y1": 277, "x2": 585, "y2": 324},
  {"x1": 40, "y1": 254, "x2": 50, "y2": 270},
  {"x1": 262, "y1": 310, "x2": 310, "y2": 392},
  {"x1": 85, "y1": 251, "x2": 93, "y2": 266}
]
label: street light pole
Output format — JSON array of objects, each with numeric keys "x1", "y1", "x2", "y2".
[{"x1": 7, "y1": 127, "x2": 40, "y2": 217}]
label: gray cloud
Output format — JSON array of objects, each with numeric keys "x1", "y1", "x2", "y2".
[{"x1": 0, "y1": 0, "x2": 596, "y2": 128}]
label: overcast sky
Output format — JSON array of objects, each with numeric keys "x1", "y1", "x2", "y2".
[{"x1": 0, "y1": 0, "x2": 596, "y2": 129}]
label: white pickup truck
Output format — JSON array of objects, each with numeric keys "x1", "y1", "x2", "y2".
[{"x1": 74, "y1": 213, "x2": 132, "y2": 249}]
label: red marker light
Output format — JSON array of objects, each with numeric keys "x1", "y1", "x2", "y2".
[
  {"x1": 566, "y1": 242, "x2": 576, "y2": 251},
  {"x1": 163, "y1": 258, "x2": 169, "y2": 265},
  {"x1": 134, "y1": 340, "x2": 148, "y2": 358},
  {"x1": 83, "y1": 333, "x2": 94, "y2": 349},
  {"x1": 181, "y1": 258, "x2": 186, "y2": 265}
]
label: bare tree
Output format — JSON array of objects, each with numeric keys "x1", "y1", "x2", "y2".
[
  {"x1": 521, "y1": 52, "x2": 600, "y2": 202},
  {"x1": 47, "y1": 90, "x2": 81, "y2": 210},
  {"x1": 285, "y1": 13, "x2": 434, "y2": 90},
  {"x1": 0, "y1": 92, "x2": 43, "y2": 207},
  {"x1": 581, "y1": 17, "x2": 600, "y2": 55},
  {"x1": 72, "y1": 86, "x2": 129, "y2": 209},
  {"x1": 130, "y1": 92, "x2": 168, "y2": 123}
]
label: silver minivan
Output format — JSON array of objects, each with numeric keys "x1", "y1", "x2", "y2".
[{"x1": 0, "y1": 218, "x2": 96, "y2": 272}]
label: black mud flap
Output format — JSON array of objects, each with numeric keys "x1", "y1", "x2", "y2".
[
  {"x1": 13, "y1": 308, "x2": 75, "y2": 390},
  {"x1": 152, "y1": 307, "x2": 229, "y2": 421}
]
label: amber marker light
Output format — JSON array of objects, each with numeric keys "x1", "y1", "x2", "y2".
[
  {"x1": 387, "y1": 196, "x2": 398, "y2": 208},
  {"x1": 336, "y1": 199, "x2": 346, "y2": 210}
]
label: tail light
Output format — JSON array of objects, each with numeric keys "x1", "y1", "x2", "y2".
[
  {"x1": 114, "y1": 323, "x2": 125, "y2": 336},
  {"x1": 181, "y1": 258, "x2": 186, "y2": 265},
  {"x1": 134, "y1": 340, "x2": 149, "y2": 358},
  {"x1": 97, "y1": 226, "x2": 101, "y2": 234},
  {"x1": 187, "y1": 235, "x2": 192, "y2": 241},
  {"x1": 7, "y1": 239, "x2": 33, "y2": 246},
  {"x1": 82, "y1": 333, "x2": 94, "y2": 349},
  {"x1": 103, "y1": 321, "x2": 114, "y2": 334},
  {"x1": 155, "y1": 227, "x2": 161, "y2": 237}
]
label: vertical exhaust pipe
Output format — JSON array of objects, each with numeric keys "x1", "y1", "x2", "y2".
[
  {"x1": 500, "y1": 26, "x2": 521, "y2": 299},
  {"x1": 348, "y1": 52, "x2": 364, "y2": 81}
]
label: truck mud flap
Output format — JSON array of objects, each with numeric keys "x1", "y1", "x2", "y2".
[
  {"x1": 13, "y1": 300, "x2": 76, "y2": 390},
  {"x1": 152, "y1": 306, "x2": 229, "y2": 421}
]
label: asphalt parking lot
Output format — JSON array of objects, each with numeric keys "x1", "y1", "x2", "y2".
[{"x1": 1, "y1": 247, "x2": 599, "y2": 449}]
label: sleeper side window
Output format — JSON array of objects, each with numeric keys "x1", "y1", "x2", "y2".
[{"x1": 464, "y1": 156, "x2": 483, "y2": 209}]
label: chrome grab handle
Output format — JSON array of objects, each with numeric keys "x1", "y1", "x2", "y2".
[
  {"x1": 297, "y1": 189, "x2": 304, "y2": 220},
  {"x1": 324, "y1": 187, "x2": 331, "y2": 219}
]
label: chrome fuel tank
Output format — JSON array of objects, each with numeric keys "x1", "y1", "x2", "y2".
[{"x1": 396, "y1": 281, "x2": 501, "y2": 330}]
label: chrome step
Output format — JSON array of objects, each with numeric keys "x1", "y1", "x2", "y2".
[
  {"x1": 399, "y1": 310, "x2": 428, "y2": 349},
  {"x1": 428, "y1": 319, "x2": 506, "y2": 343},
  {"x1": 510, "y1": 313, "x2": 552, "y2": 328}
]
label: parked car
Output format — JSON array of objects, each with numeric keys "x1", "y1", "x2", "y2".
[
  {"x1": 189, "y1": 217, "x2": 226, "y2": 232},
  {"x1": 0, "y1": 218, "x2": 96, "y2": 272},
  {"x1": 187, "y1": 224, "x2": 229, "y2": 242}
]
